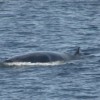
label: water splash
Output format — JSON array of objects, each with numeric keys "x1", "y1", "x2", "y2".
[{"x1": 4, "y1": 61, "x2": 66, "y2": 66}]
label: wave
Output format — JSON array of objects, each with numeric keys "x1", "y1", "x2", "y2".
[{"x1": 4, "y1": 61, "x2": 66, "y2": 66}]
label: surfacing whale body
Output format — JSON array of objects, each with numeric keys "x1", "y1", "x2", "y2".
[{"x1": 4, "y1": 47, "x2": 81, "y2": 63}]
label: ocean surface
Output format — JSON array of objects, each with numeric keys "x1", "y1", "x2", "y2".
[{"x1": 0, "y1": 0, "x2": 100, "y2": 100}]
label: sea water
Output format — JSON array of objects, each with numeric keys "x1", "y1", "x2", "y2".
[{"x1": 0, "y1": 0, "x2": 100, "y2": 100}]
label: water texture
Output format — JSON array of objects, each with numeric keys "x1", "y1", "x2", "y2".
[{"x1": 0, "y1": 0, "x2": 100, "y2": 100}]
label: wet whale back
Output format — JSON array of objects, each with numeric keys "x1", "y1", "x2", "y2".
[
  {"x1": 47, "y1": 52, "x2": 65, "y2": 61},
  {"x1": 4, "y1": 47, "x2": 81, "y2": 63},
  {"x1": 5, "y1": 52, "x2": 65, "y2": 63}
]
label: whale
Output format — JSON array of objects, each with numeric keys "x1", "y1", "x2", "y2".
[{"x1": 4, "y1": 47, "x2": 81, "y2": 63}]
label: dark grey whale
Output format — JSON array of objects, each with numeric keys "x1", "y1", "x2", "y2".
[{"x1": 4, "y1": 47, "x2": 81, "y2": 63}]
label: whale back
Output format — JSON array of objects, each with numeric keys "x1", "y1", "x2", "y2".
[
  {"x1": 4, "y1": 48, "x2": 81, "y2": 63},
  {"x1": 5, "y1": 52, "x2": 65, "y2": 63}
]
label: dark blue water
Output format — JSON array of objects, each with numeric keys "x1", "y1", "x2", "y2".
[{"x1": 0, "y1": 0, "x2": 100, "y2": 99}]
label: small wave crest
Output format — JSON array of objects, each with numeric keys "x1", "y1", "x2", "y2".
[{"x1": 4, "y1": 61, "x2": 66, "y2": 66}]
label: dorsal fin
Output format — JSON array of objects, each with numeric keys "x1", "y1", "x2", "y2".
[{"x1": 74, "y1": 47, "x2": 80, "y2": 55}]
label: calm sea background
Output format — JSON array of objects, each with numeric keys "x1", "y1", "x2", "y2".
[{"x1": 0, "y1": 0, "x2": 100, "y2": 100}]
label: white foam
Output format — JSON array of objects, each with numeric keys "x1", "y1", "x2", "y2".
[{"x1": 5, "y1": 61, "x2": 66, "y2": 66}]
